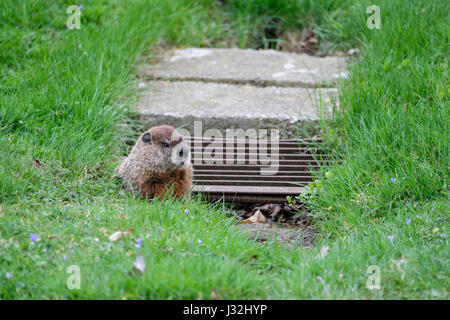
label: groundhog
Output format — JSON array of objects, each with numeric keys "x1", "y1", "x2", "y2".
[{"x1": 118, "y1": 125, "x2": 192, "y2": 200}]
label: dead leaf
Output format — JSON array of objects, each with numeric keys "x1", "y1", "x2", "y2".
[
  {"x1": 269, "y1": 204, "x2": 282, "y2": 220},
  {"x1": 33, "y1": 159, "x2": 43, "y2": 168},
  {"x1": 348, "y1": 48, "x2": 359, "y2": 56},
  {"x1": 210, "y1": 290, "x2": 219, "y2": 299},
  {"x1": 236, "y1": 202, "x2": 309, "y2": 226},
  {"x1": 239, "y1": 209, "x2": 266, "y2": 224},
  {"x1": 280, "y1": 31, "x2": 302, "y2": 52},
  {"x1": 109, "y1": 228, "x2": 133, "y2": 242},
  {"x1": 132, "y1": 254, "x2": 146, "y2": 277},
  {"x1": 373, "y1": 173, "x2": 379, "y2": 182},
  {"x1": 300, "y1": 28, "x2": 319, "y2": 55},
  {"x1": 317, "y1": 246, "x2": 329, "y2": 259},
  {"x1": 242, "y1": 254, "x2": 259, "y2": 265}
]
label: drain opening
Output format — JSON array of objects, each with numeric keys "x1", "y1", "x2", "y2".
[{"x1": 184, "y1": 136, "x2": 331, "y2": 248}]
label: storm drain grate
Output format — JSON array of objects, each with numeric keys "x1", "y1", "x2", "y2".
[{"x1": 185, "y1": 137, "x2": 331, "y2": 203}]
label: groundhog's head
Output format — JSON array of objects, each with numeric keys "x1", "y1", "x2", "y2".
[{"x1": 136, "y1": 125, "x2": 190, "y2": 173}]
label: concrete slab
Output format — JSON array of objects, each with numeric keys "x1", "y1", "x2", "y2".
[
  {"x1": 141, "y1": 48, "x2": 347, "y2": 87},
  {"x1": 137, "y1": 80, "x2": 338, "y2": 135}
]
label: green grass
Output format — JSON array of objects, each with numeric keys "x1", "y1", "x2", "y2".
[{"x1": 0, "y1": 0, "x2": 448, "y2": 299}]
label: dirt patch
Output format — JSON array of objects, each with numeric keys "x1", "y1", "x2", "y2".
[
  {"x1": 238, "y1": 223, "x2": 316, "y2": 248},
  {"x1": 232, "y1": 203, "x2": 317, "y2": 248}
]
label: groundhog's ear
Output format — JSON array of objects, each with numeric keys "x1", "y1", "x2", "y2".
[{"x1": 142, "y1": 132, "x2": 152, "y2": 144}]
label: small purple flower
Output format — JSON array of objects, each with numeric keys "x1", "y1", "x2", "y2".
[
  {"x1": 6, "y1": 272, "x2": 12, "y2": 279},
  {"x1": 387, "y1": 235, "x2": 395, "y2": 243},
  {"x1": 30, "y1": 233, "x2": 40, "y2": 243},
  {"x1": 197, "y1": 239, "x2": 203, "y2": 244},
  {"x1": 184, "y1": 209, "x2": 190, "y2": 215},
  {"x1": 135, "y1": 238, "x2": 144, "y2": 249},
  {"x1": 390, "y1": 177, "x2": 397, "y2": 183},
  {"x1": 63, "y1": 255, "x2": 67, "y2": 261},
  {"x1": 406, "y1": 218, "x2": 411, "y2": 225},
  {"x1": 79, "y1": 5, "x2": 84, "y2": 10}
]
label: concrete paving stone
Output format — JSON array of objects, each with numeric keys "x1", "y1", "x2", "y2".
[
  {"x1": 140, "y1": 48, "x2": 348, "y2": 87},
  {"x1": 137, "y1": 80, "x2": 338, "y2": 135}
]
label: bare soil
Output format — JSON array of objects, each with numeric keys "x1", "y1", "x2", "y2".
[{"x1": 232, "y1": 203, "x2": 317, "y2": 248}]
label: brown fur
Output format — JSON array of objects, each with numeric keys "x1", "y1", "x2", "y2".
[{"x1": 118, "y1": 125, "x2": 192, "y2": 200}]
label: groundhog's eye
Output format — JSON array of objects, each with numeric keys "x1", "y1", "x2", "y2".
[{"x1": 162, "y1": 142, "x2": 170, "y2": 148}]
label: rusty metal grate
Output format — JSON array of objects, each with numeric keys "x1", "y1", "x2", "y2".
[{"x1": 185, "y1": 137, "x2": 330, "y2": 203}]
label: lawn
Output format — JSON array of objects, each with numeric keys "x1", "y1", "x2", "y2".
[{"x1": 0, "y1": 0, "x2": 448, "y2": 299}]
